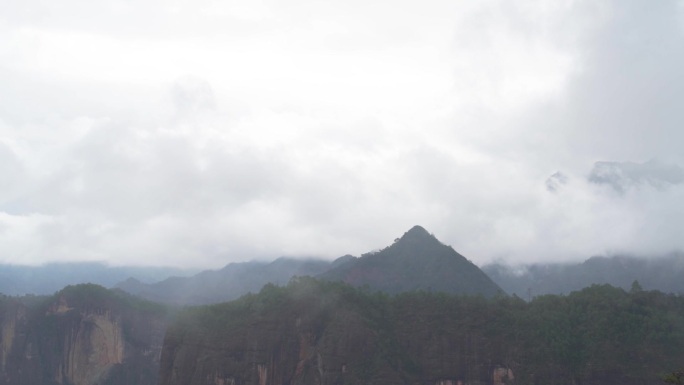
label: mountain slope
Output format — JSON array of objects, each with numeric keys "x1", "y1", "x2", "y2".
[
  {"x1": 117, "y1": 226, "x2": 502, "y2": 303},
  {"x1": 116, "y1": 258, "x2": 332, "y2": 305},
  {"x1": 483, "y1": 253, "x2": 684, "y2": 298},
  {"x1": 0, "y1": 262, "x2": 196, "y2": 296},
  {"x1": 319, "y1": 225, "x2": 503, "y2": 297}
]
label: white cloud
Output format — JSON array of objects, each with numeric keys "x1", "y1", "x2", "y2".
[{"x1": 1, "y1": 0, "x2": 683, "y2": 268}]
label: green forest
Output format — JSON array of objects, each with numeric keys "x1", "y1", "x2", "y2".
[{"x1": 166, "y1": 278, "x2": 684, "y2": 385}]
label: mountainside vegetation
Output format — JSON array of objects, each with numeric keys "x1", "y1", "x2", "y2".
[
  {"x1": 4, "y1": 226, "x2": 684, "y2": 385},
  {"x1": 161, "y1": 277, "x2": 684, "y2": 385},
  {"x1": 319, "y1": 225, "x2": 503, "y2": 297},
  {"x1": 118, "y1": 226, "x2": 503, "y2": 305}
]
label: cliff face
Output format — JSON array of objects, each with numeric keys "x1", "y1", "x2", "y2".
[
  {"x1": 162, "y1": 302, "x2": 385, "y2": 385},
  {"x1": 48, "y1": 300, "x2": 125, "y2": 385},
  {"x1": 0, "y1": 284, "x2": 169, "y2": 385},
  {"x1": 0, "y1": 300, "x2": 25, "y2": 380}
]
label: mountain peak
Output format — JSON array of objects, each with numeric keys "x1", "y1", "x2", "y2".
[
  {"x1": 396, "y1": 225, "x2": 440, "y2": 245},
  {"x1": 404, "y1": 225, "x2": 430, "y2": 236},
  {"x1": 320, "y1": 225, "x2": 503, "y2": 297}
]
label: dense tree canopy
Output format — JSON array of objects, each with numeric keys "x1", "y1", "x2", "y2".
[{"x1": 167, "y1": 278, "x2": 684, "y2": 385}]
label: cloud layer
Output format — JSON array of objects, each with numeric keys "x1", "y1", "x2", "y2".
[{"x1": 1, "y1": 0, "x2": 683, "y2": 267}]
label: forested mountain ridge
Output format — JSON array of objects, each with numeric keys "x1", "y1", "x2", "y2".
[
  {"x1": 117, "y1": 226, "x2": 503, "y2": 304},
  {"x1": 2, "y1": 279, "x2": 683, "y2": 385},
  {"x1": 160, "y1": 278, "x2": 684, "y2": 385},
  {"x1": 319, "y1": 225, "x2": 503, "y2": 297},
  {"x1": 114, "y1": 226, "x2": 684, "y2": 305}
]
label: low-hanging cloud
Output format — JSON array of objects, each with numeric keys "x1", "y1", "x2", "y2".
[
  {"x1": 1, "y1": 0, "x2": 684, "y2": 268},
  {"x1": 545, "y1": 172, "x2": 569, "y2": 193},
  {"x1": 588, "y1": 160, "x2": 684, "y2": 193}
]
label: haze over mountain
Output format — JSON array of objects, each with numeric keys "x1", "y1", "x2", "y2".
[
  {"x1": 320, "y1": 225, "x2": 503, "y2": 297},
  {"x1": 484, "y1": 253, "x2": 684, "y2": 299},
  {"x1": 0, "y1": 262, "x2": 196, "y2": 296},
  {"x1": 116, "y1": 226, "x2": 502, "y2": 304},
  {"x1": 115, "y1": 258, "x2": 332, "y2": 305},
  {"x1": 2, "y1": 1, "x2": 684, "y2": 382},
  {"x1": 2, "y1": 226, "x2": 684, "y2": 385},
  {"x1": 160, "y1": 278, "x2": 684, "y2": 385}
]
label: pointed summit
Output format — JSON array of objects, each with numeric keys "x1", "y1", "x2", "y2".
[
  {"x1": 403, "y1": 225, "x2": 430, "y2": 237},
  {"x1": 394, "y1": 225, "x2": 441, "y2": 248},
  {"x1": 397, "y1": 225, "x2": 436, "y2": 243},
  {"x1": 319, "y1": 226, "x2": 503, "y2": 297}
]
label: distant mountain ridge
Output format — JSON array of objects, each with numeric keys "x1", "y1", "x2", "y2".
[
  {"x1": 115, "y1": 258, "x2": 332, "y2": 305},
  {"x1": 0, "y1": 262, "x2": 196, "y2": 296},
  {"x1": 483, "y1": 252, "x2": 684, "y2": 298},
  {"x1": 117, "y1": 226, "x2": 503, "y2": 304},
  {"x1": 110, "y1": 226, "x2": 684, "y2": 304}
]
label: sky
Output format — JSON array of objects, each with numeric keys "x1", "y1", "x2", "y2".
[{"x1": 1, "y1": 0, "x2": 684, "y2": 268}]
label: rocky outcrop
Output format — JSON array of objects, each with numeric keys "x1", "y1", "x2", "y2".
[
  {"x1": 52, "y1": 307, "x2": 125, "y2": 385},
  {"x1": 0, "y1": 285, "x2": 169, "y2": 385},
  {"x1": 492, "y1": 367, "x2": 513, "y2": 385},
  {"x1": 0, "y1": 299, "x2": 26, "y2": 380}
]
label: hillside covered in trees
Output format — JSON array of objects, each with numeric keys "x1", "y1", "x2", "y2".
[{"x1": 161, "y1": 278, "x2": 684, "y2": 385}]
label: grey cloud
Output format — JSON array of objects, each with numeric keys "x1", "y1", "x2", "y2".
[
  {"x1": 34, "y1": 122, "x2": 289, "y2": 222},
  {"x1": 559, "y1": 0, "x2": 684, "y2": 163},
  {"x1": 545, "y1": 172, "x2": 569, "y2": 193},
  {"x1": 0, "y1": 142, "x2": 24, "y2": 200},
  {"x1": 588, "y1": 159, "x2": 684, "y2": 193},
  {"x1": 172, "y1": 77, "x2": 217, "y2": 117},
  {"x1": 3, "y1": 0, "x2": 684, "y2": 268},
  {"x1": 497, "y1": 0, "x2": 684, "y2": 173}
]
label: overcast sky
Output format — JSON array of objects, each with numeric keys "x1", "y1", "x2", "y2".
[{"x1": 1, "y1": 0, "x2": 683, "y2": 268}]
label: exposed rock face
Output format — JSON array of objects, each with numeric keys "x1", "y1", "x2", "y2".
[
  {"x1": 52, "y1": 308, "x2": 124, "y2": 385},
  {"x1": 0, "y1": 285, "x2": 169, "y2": 385},
  {"x1": 492, "y1": 367, "x2": 513, "y2": 385},
  {"x1": 0, "y1": 301, "x2": 25, "y2": 379}
]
